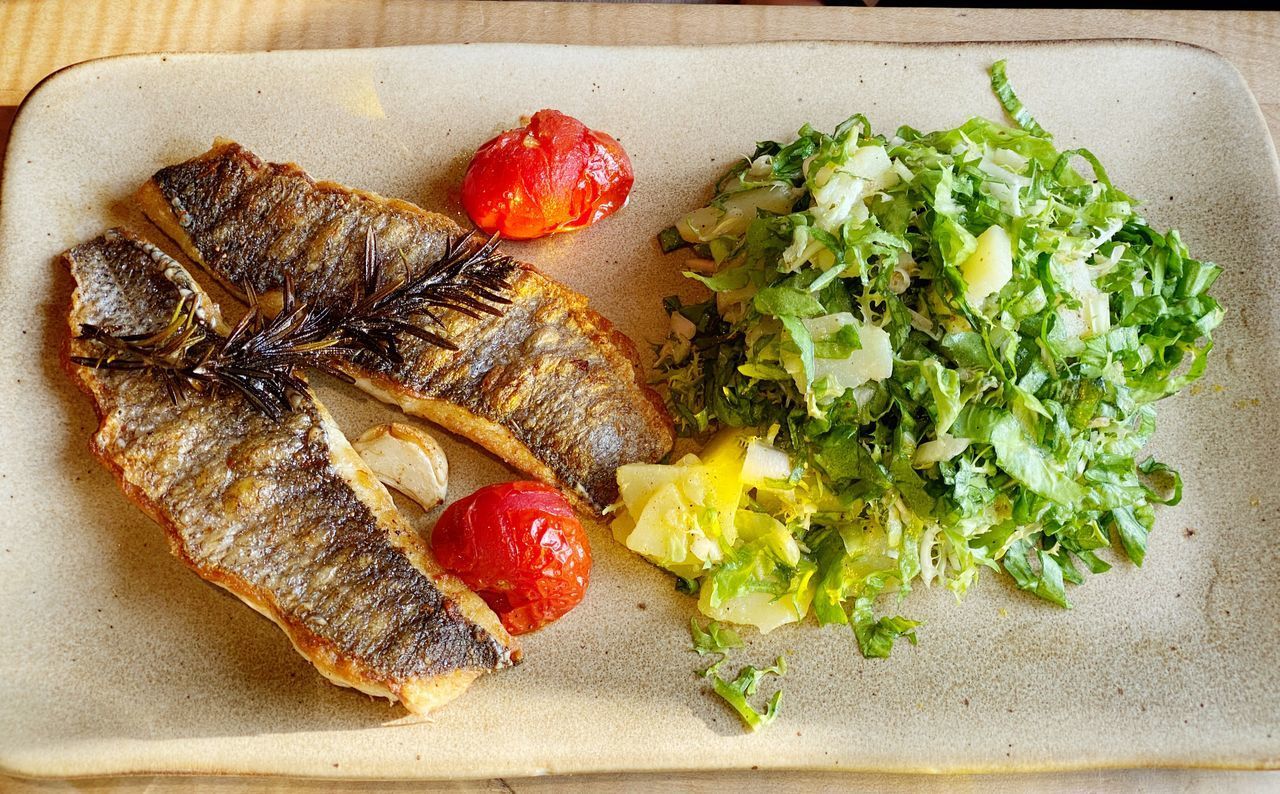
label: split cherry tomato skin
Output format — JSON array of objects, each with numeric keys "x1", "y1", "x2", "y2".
[
  {"x1": 430, "y1": 481, "x2": 592, "y2": 635},
  {"x1": 461, "y1": 109, "x2": 634, "y2": 240}
]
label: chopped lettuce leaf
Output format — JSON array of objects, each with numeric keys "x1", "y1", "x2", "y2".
[
  {"x1": 710, "y1": 657, "x2": 787, "y2": 732},
  {"x1": 690, "y1": 617, "x2": 744, "y2": 656},
  {"x1": 689, "y1": 619, "x2": 787, "y2": 732},
  {"x1": 755, "y1": 285, "x2": 826, "y2": 318},
  {"x1": 990, "y1": 59, "x2": 1049, "y2": 137},
  {"x1": 853, "y1": 608, "x2": 921, "y2": 659}
]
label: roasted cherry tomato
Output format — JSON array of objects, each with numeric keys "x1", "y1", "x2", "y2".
[
  {"x1": 430, "y1": 481, "x2": 591, "y2": 634},
  {"x1": 461, "y1": 109, "x2": 634, "y2": 240}
]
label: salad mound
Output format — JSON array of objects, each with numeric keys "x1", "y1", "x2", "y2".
[{"x1": 611, "y1": 62, "x2": 1223, "y2": 658}]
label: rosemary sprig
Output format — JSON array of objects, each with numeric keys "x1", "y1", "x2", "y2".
[
  {"x1": 72, "y1": 229, "x2": 516, "y2": 419},
  {"x1": 331, "y1": 227, "x2": 515, "y2": 360}
]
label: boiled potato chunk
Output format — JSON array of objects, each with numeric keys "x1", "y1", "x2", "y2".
[
  {"x1": 960, "y1": 224, "x2": 1014, "y2": 302},
  {"x1": 626, "y1": 481, "x2": 705, "y2": 576},
  {"x1": 698, "y1": 583, "x2": 813, "y2": 634},
  {"x1": 616, "y1": 462, "x2": 687, "y2": 519},
  {"x1": 741, "y1": 440, "x2": 792, "y2": 487},
  {"x1": 691, "y1": 427, "x2": 750, "y2": 544},
  {"x1": 677, "y1": 185, "x2": 801, "y2": 243},
  {"x1": 800, "y1": 313, "x2": 893, "y2": 394},
  {"x1": 611, "y1": 427, "x2": 750, "y2": 577}
]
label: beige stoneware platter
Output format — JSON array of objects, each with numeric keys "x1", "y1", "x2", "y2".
[{"x1": 0, "y1": 40, "x2": 1277, "y2": 779}]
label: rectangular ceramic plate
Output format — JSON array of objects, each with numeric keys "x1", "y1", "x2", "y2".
[{"x1": 1, "y1": 40, "x2": 1278, "y2": 779}]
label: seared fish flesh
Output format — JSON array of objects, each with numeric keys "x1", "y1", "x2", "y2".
[
  {"x1": 138, "y1": 141, "x2": 674, "y2": 513},
  {"x1": 64, "y1": 228, "x2": 518, "y2": 714}
]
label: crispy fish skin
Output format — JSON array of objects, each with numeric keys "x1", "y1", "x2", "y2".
[
  {"x1": 64, "y1": 229, "x2": 518, "y2": 714},
  {"x1": 138, "y1": 141, "x2": 674, "y2": 513}
]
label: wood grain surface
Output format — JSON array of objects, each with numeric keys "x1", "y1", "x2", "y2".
[
  {"x1": 1, "y1": 1, "x2": 1276, "y2": 791},
  {"x1": 1, "y1": 2, "x2": 1278, "y2": 149},
  {"x1": 2, "y1": 769, "x2": 1280, "y2": 792}
]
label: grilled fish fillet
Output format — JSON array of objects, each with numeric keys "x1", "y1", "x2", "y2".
[
  {"x1": 64, "y1": 228, "x2": 518, "y2": 714},
  {"x1": 138, "y1": 140, "x2": 674, "y2": 513}
]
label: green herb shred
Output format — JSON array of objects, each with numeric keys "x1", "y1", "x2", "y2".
[{"x1": 711, "y1": 657, "x2": 787, "y2": 732}]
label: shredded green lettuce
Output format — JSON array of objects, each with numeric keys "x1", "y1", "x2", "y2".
[
  {"x1": 641, "y1": 60, "x2": 1222, "y2": 658},
  {"x1": 709, "y1": 657, "x2": 787, "y2": 732},
  {"x1": 689, "y1": 618, "x2": 786, "y2": 730},
  {"x1": 690, "y1": 617, "x2": 744, "y2": 656},
  {"x1": 990, "y1": 59, "x2": 1049, "y2": 137}
]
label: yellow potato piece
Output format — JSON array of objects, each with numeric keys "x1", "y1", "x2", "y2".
[{"x1": 960, "y1": 224, "x2": 1014, "y2": 302}]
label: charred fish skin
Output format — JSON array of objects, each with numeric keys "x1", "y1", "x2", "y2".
[
  {"x1": 139, "y1": 141, "x2": 674, "y2": 513},
  {"x1": 64, "y1": 229, "x2": 517, "y2": 714}
]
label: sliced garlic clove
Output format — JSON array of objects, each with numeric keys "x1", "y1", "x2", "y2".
[{"x1": 352, "y1": 423, "x2": 449, "y2": 510}]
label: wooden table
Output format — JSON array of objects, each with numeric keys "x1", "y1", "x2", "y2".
[{"x1": 1, "y1": 2, "x2": 1277, "y2": 791}]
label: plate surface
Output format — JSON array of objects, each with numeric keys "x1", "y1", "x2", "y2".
[{"x1": 1, "y1": 41, "x2": 1277, "y2": 778}]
